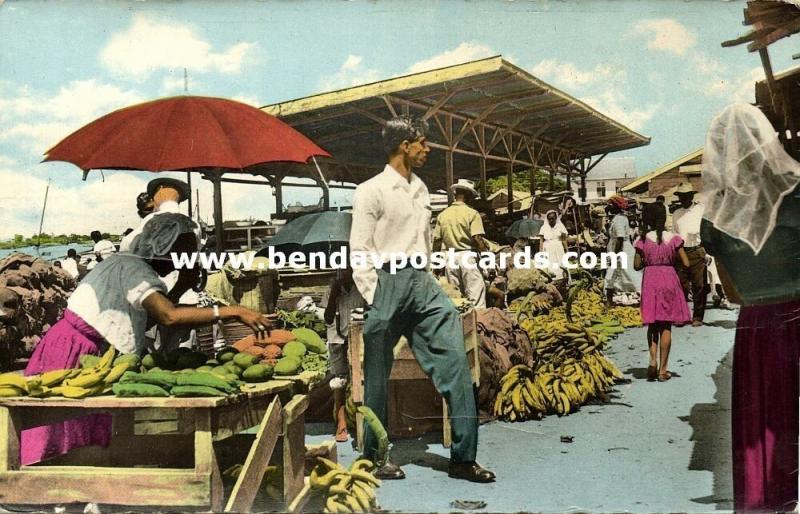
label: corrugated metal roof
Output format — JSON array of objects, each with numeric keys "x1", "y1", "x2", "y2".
[
  {"x1": 584, "y1": 157, "x2": 637, "y2": 180},
  {"x1": 621, "y1": 148, "x2": 703, "y2": 193},
  {"x1": 260, "y1": 56, "x2": 650, "y2": 188}
]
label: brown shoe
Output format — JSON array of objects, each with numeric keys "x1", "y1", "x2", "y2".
[
  {"x1": 691, "y1": 320, "x2": 703, "y2": 327},
  {"x1": 448, "y1": 461, "x2": 495, "y2": 483},
  {"x1": 373, "y1": 461, "x2": 405, "y2": 480}
]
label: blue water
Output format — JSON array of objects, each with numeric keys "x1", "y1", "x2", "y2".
[{"x1": 0, "y1": 243, "x2": 93, "y2": 262}]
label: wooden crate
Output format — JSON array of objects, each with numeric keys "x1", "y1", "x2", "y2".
[{"x1": 348, "y1": 309, "x2": 480, "y2": 449}]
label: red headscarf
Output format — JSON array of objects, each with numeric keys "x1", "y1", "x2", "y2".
[{"x1": 607, "y1": 195, "x2": 628, "y2": 211}]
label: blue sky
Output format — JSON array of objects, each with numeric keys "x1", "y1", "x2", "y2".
[{"x1": 0, "y1": 0, "x2": 797, "y2": 239}]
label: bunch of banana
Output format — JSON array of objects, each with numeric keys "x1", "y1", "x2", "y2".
[
  {"x1": 0, "y1": 372, "x2": 31, "y2": 397},
  {"x1": 493, "y1": 365, "x2": 547, "y2": 421},
  {"x1": 608, "y1": 306, "x2": 643, "y2": 327},
  {"x1": 311, "y1": 457, "x2": 380, "y2": 513},
  {"x1": 47, "y1": 346, "x2": 131, "y2": 399},
  {"x1": 510, "y1": 292, "x2": 554, "y2": 322}
]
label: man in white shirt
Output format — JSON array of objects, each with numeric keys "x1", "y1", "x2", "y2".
[
  {"x1": 61, "y1": 248, "x2": 80, "y2": 280},
  {"x1": 90, "y1": 230, "x2": 116, "y2": 263},
  {"x1": 350, "y1": 116, "x2": 494, "y2": 483},
  {"x1": 672, "y1": 182, "x2": 708, "y2": 326}
]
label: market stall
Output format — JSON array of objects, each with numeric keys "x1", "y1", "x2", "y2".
[{"x1": 0, "y1": 380, "x2": 309, "y2": 512}]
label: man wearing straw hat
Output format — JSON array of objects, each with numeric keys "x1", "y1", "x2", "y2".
[
  {"x1": 672, "y1": 182, "x2": 708, "y2": 326},
  {"x1": 350, "y1": 115, "x2": 494, "y2": 483},
  {"x1": 433, "y1": 179, "x2": 488, "y2": 308}
]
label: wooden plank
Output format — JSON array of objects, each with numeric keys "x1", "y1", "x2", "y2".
[
  {"x1": 286, "y1": 478, "x2": 312, "y2": 514},
  {"x1": 195, "y1": 409, "x2": 224, "y2": 512},
  {"x1": 112, "y1": 409, "x2": 135, "y2": 436},
  {"x1": 213, "y1": 396, "x2": 273, "y2": 441},
  {"x1": 136, "y1": 420, "x2": 179, "y2": 435},
  {"x1": 0, "y1": 407, "x2": 20, "y2": 471},
  {"x1": 225, "y1": 397, "x2": 282, "y2": 513},
  {"x1": 282, "y1": 395, "x2": 308, "y2": 504},
  {"x1": 0, "y1": 467, "x2": 208, "y2": 506},
  {"x1": 107, "y1": 435, "x2": 193, "y2": 468}
]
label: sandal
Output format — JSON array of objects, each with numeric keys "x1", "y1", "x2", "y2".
[
  {"x1": 657, "y1": 371, "x2": 672, "y2": 382},
  {"x1": 335, "y1": 426, "x2": 349, "y2": 443},
  {"x1": 647, "y1": 365, "x2": 658, "y2": 381}
]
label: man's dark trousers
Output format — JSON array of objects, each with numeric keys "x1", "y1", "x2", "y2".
[
  {"x1": 362, "y1": 267, "x2": 478, "y2": 463},
  {"x1": 677, "y1": 246, "x2": 708, "y2": 322}
]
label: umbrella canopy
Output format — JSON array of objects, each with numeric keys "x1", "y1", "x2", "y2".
[
  {"x1": 266, "y1": 211, "x2": 352, "y2": 249},
  {"x1": 506, "y1": 218, "x2": 543, "y2": 239},
  {"x1": 44, "y1": 96, "x2": 329, "y2": 171}
]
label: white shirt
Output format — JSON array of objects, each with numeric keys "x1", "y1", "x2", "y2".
[
  {"x1": 672, "y1": 202, "x2": 704, "y2": 248},
  {"x1": 93, "y1": 239, "x2": 116, "y2": 258},
  {"x1": 350, "y1": 164, "x2": 432, "y2": 305},
  {"x1": 68, "y1": 254, "x2": 167, "y2": 354},
  {"x1": 61, "y1": 257, "x2": 79, "y2": 279}
]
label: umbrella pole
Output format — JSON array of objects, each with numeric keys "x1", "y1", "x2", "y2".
[{"x1": 209, "y1": 171, "x2": 224, "y2": 252}]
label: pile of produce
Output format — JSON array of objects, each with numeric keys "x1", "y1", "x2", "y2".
[
  {"x1": 232, "y1": 327, "x2": 328, "y2": 377},
  {"x1": 608, "y1": 306, "x2": 643, "y2": 327},
  {"x1": 313, "y1": 457, "x2": 381, "y2": 513},
  {"x1": 0, "y1": 344, "x2": 281, "y2": 399},
  {"x1": 505, "y1": 266, "x2": 553, "y2": 297},
  {"x1": 435, "y1": 277, "x2": 473, "y2": 313},
  {"x1": 275, "y1": 308, "x2": 326, "y2": 336},
  {"x1": 508, "y1": 283, "x2": 563, "y2": 321},
  {"x1": 0, "y1": 253, "x2": 75, "y2": 370}
]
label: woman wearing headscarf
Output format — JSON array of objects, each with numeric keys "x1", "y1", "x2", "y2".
[
  {"x1": 538, "y1": 210, "x2": 568, "y2": 280},
  {"x1": 604, "y1": 195, "x2": 642, "y2": 305},
  {"x1": 22, "y1": 213, "x2": 271, "y2": 465},
  {"x1": 700, "y1": 103, "x2": 800, "y2": 512}
]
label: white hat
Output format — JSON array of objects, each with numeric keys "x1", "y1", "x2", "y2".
[
  {"x1": 673, "y1": 182, "x2": 697, "y2": 197},
  {"x1": 450, "y1": 179, "x2": 479, "y2": 198}
]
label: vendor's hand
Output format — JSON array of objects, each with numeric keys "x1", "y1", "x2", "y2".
[{"x1": 236, "y1": 307, "x2": 273, "y2": 338}]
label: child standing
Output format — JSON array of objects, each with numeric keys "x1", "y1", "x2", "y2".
[
  {"x1": 322, "y1": 266, "x2": 365, "y2": 442},
  {"x1": 634, "y1": 204, "x2": 691, "y2": 382}
]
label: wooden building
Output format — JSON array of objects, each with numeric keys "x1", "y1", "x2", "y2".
[{"x1": 621, "y1": 148, "x2": 703, "y2": 198}]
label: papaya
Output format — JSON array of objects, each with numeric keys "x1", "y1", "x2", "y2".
[
  {"x1": 211, "y1": 366, "x2": 230, "y2": 377},
  {"x1": 79, "y1": 355, "x2": 100, "y2": 369},
  {"x1": 242, "y1": 364, "x2": 274, "y2": 383},
  {"x1": 273, "y1": 357, "x2": 301, "y2": 376},
  {"x1": 141, "y1": 353, "x2": 157, "y2": 370},
  {"x1": 264, "y1": 329, "x2": 295, "y2": 345},
  {"x1": 291, "y1": 328, "x2": 327, "y2": 354},
  {"x1": 215, "y1": 346, "x2": 239, "y2": 362},
  {"x1": 232, "y1": 337, "x2": 256, "y2": 352},
  {"x1": 114, "y1": 354, "x2": 142, "y2": 368},
  {"x1": 233, "y1": 352, "x2": 258, "y2": 369},
  {"x1": 263, "y1": 344, "x2": 282, "y2": 361},
  {"x1": 282, "y1": 341, "x2": 307, "y2": 359},
  {"x1": 225, "y1": 362, "x2": 243, "y2": 377}
]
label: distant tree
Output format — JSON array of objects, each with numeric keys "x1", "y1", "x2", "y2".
[{"x1": 480, "y1": 169, "x2": 567, "y2": 195}]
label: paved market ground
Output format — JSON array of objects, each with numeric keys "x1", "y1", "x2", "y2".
[{"x1": 307, "y1": 307, "x2": 738, "y2": 513}]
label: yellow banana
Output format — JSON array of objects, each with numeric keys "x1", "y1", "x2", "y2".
[
  {"x1": 64, "y1": 369, "x2": 107, "y2": 388},
  {"x1": 350, "y1": 481, "x2": 374, "y2": 510},
  {"x1": 0, "y1": 385, "x2": 25, "y2": 397},
  {"x1": 350, "y1": 469, "x2": 381, "y2": 487},
  {"x1": 311, "y1": 468, "x2": 347, "y2": 489},
  {"x1": 349, "y1": 459, "x2": 374, "y2": 473},
  {"x1": 318, "y1": 456, "x2": 345, "y2": 472},
  {"x1": 103, "y1": 362, "x2": 132, "y2": 384},
  {"x1": 340, "y1": 492, "x2": 365, "y2": 513},
  {"x1": 0, "y1": 372, "x2": 28, "y2": 392},
  {"x1": 39, "y1": 369, "x2": 72, "y2": 387},
  {"x1": 95, "y1": 346, "x2": 116, "y2": 372},
  {"x1": 325, "y1": 496, "x2": 349, "y2": 514},
  {"x1": 60, "y1": 384, "x2": 104, "y2": 399}
]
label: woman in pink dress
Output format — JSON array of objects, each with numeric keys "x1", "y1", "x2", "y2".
[{"x1": 633, "y1": 204, "x2": 690, "y2": 381}]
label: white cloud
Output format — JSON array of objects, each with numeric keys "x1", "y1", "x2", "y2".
[
  {"x1": 100, "y1": 14, "x2": 256, "y2": 79},
  {"x1": 703, "y1": 66, "x2": 764, "y2": 103},
  {"x1": 0, "y1": 80, "x2": 142, "y2": 155},
  {"x1": 231, "y1": 94, "x2": 263, "y2": 107},
  {"x1": 631, "y1": 19, "x2": 697, "y2": 56},
  {"x1": 531, "y1": 59, "x2": 624, "y2": 89},
  {"x1": 317, "y1": 55, "x2": 382, "y2": 91},
  {"x1": 406, "y1": 42, "x2": 495, "y2": 74},
  {"x1": 581, "y1": 90, "x2": 658, "y2": 131},
  {"x1": 690, "y1": 53, "x2": 727, "y2": 76}
]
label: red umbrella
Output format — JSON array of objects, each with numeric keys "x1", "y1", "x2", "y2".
[{"x1": 43, "y1": 95, "x2": 330, "y2": 250}]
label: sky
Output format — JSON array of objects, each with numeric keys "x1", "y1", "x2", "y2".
[{"x1": 0, "y1": 0, "x2": 797, "y2": 240}]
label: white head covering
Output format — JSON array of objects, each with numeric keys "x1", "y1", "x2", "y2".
[
  {"x1": 126, "y1": 212, "x2": 198, "y2": 259},
  {"x1": 702, "y1": 103, "x2": 800, "y2": 254}
]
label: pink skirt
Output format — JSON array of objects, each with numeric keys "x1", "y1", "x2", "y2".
[
  {"x1": 733, "y1": 300, "x2": 800, "y2": 512},
  {"x1": 21, "y1": 310, "x2": 112, "y2": 465},
  {"x1": 639, "y1": 265, "x2": 691, "y2": 324}
]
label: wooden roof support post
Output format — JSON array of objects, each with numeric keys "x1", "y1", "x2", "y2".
[
  {"x1": 273, "y1": 176, "x2": 283, "y2": 217},
  {"x1": 207, "y1": 169, "x2": 224, "y2": 252},
  {"x1": 579, "y1": 159, "x2": 587, "y2": 203},
  {"x1": 445, "y1": 114, "x2": 455, "y2": 204},
  {"x1": 507, "y1": 160, "x2": 514, "y2": 214},
  {"x1": 479, "y1": 157, "x2": 487, "y2": 199}
]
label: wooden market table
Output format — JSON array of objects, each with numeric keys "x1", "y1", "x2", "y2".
[
  {"x1": 0, "y1": 380, "x2": 311, "y2": 512},
  {"x1": 348, "y1": 309, "x2": 480, "y2": 449}
]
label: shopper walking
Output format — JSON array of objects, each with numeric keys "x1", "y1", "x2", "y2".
[
  {"x1": 634, "y1": 204, "x2": 690, "y2": 381},
  {"x1": 604, "y1": 196, "x2": 641, "y2": 305},
  {"x1": 350, "y1": 115, "x2": 494, "y2": 483},
  {"x1": 700, "y1": 103, "x2": 800, "y2": 512},
  {"x1": 538, "y1": 210, "x2": 568, "y2": 281},
  {"x1": 672, "y1": 182, "x2": 708, "y2": 326}
]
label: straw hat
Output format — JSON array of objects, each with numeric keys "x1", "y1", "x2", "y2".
[
  {"x1": 673, "y1": 182, "x2": 697, "y2": 199},
  {"x1": 450, "y1": 179, "x2": 479, "y2": 198}
]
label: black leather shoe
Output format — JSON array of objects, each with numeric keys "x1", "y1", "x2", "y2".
[
  {"x1": 448, "y1": 461, "x2": 496, "y2": 483},
  {"x1": 373, "y1": 461, "x2": 405, "y2": 480}
]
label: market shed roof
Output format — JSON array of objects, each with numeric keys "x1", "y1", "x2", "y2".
[
  {"x1": 261, "y1": 56, "x2": 650, "y2": 187},
  {"x1": 621, "y1": 148, "x2": 703, "y2": 194}
]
